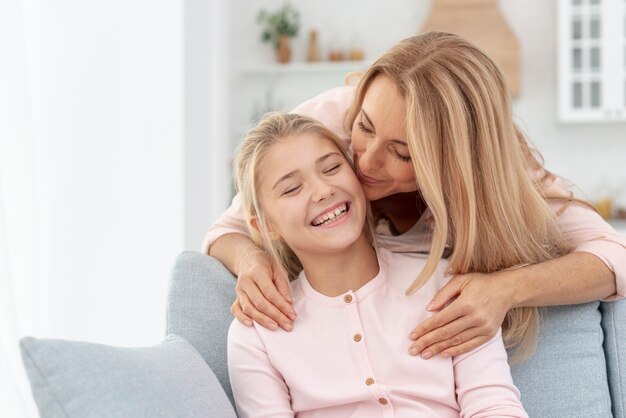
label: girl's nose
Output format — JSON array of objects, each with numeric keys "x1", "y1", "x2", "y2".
[{"x1": 311, "y1": 178, "x2": 335, "y2": 203}]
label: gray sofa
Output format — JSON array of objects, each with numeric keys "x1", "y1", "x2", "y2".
[
  {"x1": 20, "y1": 251, "x2": 626, "y2": 417},
  {"x1": 168, "y1": 251, "x2": 625, "y2": 418}
]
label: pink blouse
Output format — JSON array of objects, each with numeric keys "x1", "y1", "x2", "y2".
[{"x1": 228, "y1": 248, "x2": 528, "y2": 417}]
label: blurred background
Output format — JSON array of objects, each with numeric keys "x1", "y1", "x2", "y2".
[{"x1": 1, "y1": 0, "x2": 625, "y2": 416}]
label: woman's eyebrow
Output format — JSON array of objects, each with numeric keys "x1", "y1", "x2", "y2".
[
  {"x1": 361, "y1": 109, "x2": 408, "y2": 147},
  {"x1": 391, "y1": 139, "x2": 408, "y2": 147},
  {"x1": 361, "y1": 109, "x2": 375, "y2": 128}
]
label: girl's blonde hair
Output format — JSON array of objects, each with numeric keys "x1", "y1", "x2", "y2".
[
  {"x1": 346, "y1": 32, "x2": 571, "y2": 361},
  {"x1": 234, "y1": 112, "x2": 374, "y2": 280}
]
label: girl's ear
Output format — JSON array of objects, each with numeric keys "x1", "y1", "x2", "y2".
[{"x1": 249, "y1": 216, "x2": 281, "y2": 241}]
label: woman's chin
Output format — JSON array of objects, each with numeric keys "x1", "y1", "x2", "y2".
[{"x1": 363, "y1": 187, "x2": 390, "y2": 202}]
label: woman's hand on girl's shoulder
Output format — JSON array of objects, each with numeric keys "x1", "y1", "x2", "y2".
[
  {"x1": 231, "y1": 251, "x2": 297, "y2": 332},
  {"x1": 408, "y1": 272, "x2": 513, "y2": 359}
]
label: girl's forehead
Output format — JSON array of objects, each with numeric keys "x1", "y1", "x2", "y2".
[
  {"x1": 258, "y1": 134, "x2": 345, "y2": 182},
  {"x1": 267, "y1": 133, "x2": 342, "y2": 159}
]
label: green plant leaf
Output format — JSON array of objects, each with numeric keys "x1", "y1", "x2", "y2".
[{"x1": 256, "y1": 2, "x2": 300, "y2": 41}]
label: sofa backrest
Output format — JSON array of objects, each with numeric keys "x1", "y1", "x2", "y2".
[{"x1": 167, "y1": 252, "x2": 626, "y2": 417}]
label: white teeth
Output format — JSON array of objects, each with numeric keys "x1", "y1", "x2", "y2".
[{"x1": 312, "y1": 203, "x2": 349, "y2": 226}]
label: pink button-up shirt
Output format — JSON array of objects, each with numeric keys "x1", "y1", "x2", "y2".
[{"x1": 228, "y1": 248, "x2": 528, "y2": 417}]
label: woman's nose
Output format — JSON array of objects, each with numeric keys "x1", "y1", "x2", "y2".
[{"x1": 358, "y1": 141, "x2": 383, "y2": 172}]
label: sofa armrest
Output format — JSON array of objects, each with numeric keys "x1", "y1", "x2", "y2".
[
  {"x1": 601, "y1": 299, "x2": 626, "y2": 418},
  {"x1": 165, "y1": 251, "x2": 237, "y2": 408}
]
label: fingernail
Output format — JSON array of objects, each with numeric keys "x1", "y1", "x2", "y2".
[
  {"x1": 421, "y1": 351, "x2": 432, "y2": 359},
  {"x1": 441, "y1": 352, "x2": 451, "y2": 359},
  {"x1": 289, "y1": 313, "x2": 297, "y2": 321},
  {"x1": 243, "y1": 319, "x2": 252, "y2": 327},
  {"x1": 426, "y1": 302, "x2": 435, "y2": 311},
  {"x1": 409, "y1": 346, "x2": 420, "y2": 356},
  {"x1": 282, "y1": 323, "x2": 293, "y2": 331},
  {"x1": 268, "y1": 323, "x2": 278, "y2": 331},
  {"x1": 410, "y1": 333, "x2": 418, "y2": 340}
]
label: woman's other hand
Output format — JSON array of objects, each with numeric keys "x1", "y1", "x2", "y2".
[
  {"x1": 408, "y1": 272, "x2": 512, "y2": 359},
  {"x1": 231, "y1": 250, "x2": 297, "y2": 331}
]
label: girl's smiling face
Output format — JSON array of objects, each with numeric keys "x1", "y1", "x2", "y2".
[
  {"x1": 255, "y1": 132, "x2": 367, "y2": 258},
  {"x1": 351, "y1": 75, "x2": 418, "y2": 201}
]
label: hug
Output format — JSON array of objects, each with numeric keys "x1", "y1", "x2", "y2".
[{"x1": 198, "y1": 32, "x2": 626, "y2": 417}]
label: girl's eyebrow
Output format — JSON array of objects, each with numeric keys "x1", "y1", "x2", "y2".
[
  {"x1": 271, "y1": 152, "x2": 341, "y2": 190},
  {"x1": 272, "y1": 170, "x2": 297, "y2": 191},
  {"x1": 361, "y1": 109, "x2": 408, "y2": 147},
  {"x1": 316, "y1": 151, "x2": 340, "y2": 165}
]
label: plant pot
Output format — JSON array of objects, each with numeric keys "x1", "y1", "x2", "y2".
[{"x1": 277, "y1": 35, "x2": 292, "y2": 64}]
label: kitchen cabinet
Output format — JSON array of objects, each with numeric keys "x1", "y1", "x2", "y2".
[{"x1": 558, "y1": 0, "x2": 626, "y2": 122}]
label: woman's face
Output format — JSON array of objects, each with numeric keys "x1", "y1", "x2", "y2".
[{"x1": 351, "y1": 75, "x2": 417, "y2": 201}]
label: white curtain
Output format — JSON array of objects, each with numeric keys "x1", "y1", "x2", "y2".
[
  {"x1": 0, "y1": 183, "x2": 38, "y2": 418},
  {"x1": 1, "y1": 0, "x2": 44, "y2": 416}
]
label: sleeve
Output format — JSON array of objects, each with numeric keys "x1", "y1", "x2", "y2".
[
  {"x1": 290, "y1": 85, "x2": 355, "y2": 146},
  {"x1": 227, "y1": 320, "x2": 294, "y2": 418},
  {"x1": 550, "y1": 199, "x2": 626, "y2": 301},
  {"x1": 453, "y1": 329, "x2": 528, "y2": 418},
  {"x1": 201, "y1": 193, "x2": 250, "y2": 254}
]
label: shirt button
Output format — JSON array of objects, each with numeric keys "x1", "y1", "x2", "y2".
[
  {"x1": 379, "y1": 398, "x2": 388, "y2": 405},
  {"x1": 344, "y1": 294, "x2": 353, "y2": 303},
  {"x1": 365, "y1": 378, "x2": 375, "y2": 386},
  {"x1": 353, "y1": 333, "x2": 362, "y2": 342}
]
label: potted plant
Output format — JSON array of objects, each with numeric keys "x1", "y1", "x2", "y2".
[{"x1": 257, "y1": 3, "x2": 300, "y2": 63}]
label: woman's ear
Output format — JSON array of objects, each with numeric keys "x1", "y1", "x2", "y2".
[{"x1": 249, "y1": 216, "x2": 281, "y2": 241}]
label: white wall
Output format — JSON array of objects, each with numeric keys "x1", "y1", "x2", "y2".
[
  {"x1": 228, "y1": 0, "x2": 626, "y2": 208},
  {"x1": 184, "y1": 0, "x2": 232, "y2": 249},
  {"x1": 22, "y1": 0, "x2": 184, "y2": 346}
]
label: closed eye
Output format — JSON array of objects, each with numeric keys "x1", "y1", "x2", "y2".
[
  {"x1": 391, "y1": 147, "x2": 411, "y2": 162},
  {"x1": 323, "y1": 163, "x2": 341, "y2": 174},
  {"x1": 357, "y1": 122, "x2": 374, "y2": 135},
  {"x1": 281, "y1": 185, "x2": 302, "y2": 196}
]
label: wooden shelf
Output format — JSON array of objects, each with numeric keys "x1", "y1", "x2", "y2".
[{"x1": 241, "y1": 61, "x2": 368, "y2": 75}]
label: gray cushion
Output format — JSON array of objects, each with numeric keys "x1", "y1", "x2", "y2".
[
  {"x1": 510, "y1": 302, "x2": 612, "y2": 418},
  {"x1": 602, "y1": 299, "x2": 626, "y2": 418},
  {"x1": 166, "y1": 251, "x2": 237, "y2": 407},
  {"x1": 20, "y1": 334, "x2": 236, "y2": 418}
]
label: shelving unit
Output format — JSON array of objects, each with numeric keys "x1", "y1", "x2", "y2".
[
  {"x1": 232, "y1": 60, "x2": 369, "y2": 160},
  {"x1": 241, "y1": 61, "x2": 367, "y2": 76}
]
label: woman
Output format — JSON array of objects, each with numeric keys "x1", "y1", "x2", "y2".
[
  {"x1": 228, "y1": 111, "x2": 528, "y2": 417},
  {"x1": 206, "y1": 32, "x2": 626, "y2": 360}
]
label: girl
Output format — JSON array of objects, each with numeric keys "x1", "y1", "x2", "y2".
[
  {"x1": 227, "y1": 112, "x2": 528, "y2": 418},
  {"x1": 208, "y1": 32, "x2": 626, "y2": 361}
]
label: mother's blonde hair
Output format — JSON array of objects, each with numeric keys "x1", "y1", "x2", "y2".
[
  {"x1": 346, "y1": 32, "x2": 570, "y2": 360},
  {"x1": 234, "y1": 112, "x2": 373, "y2": 280}
]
